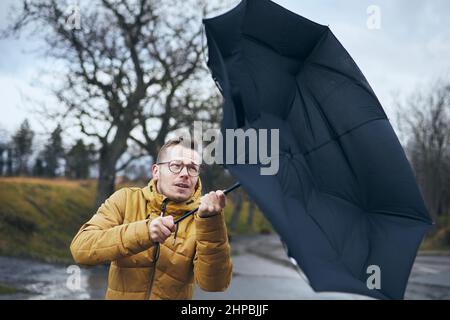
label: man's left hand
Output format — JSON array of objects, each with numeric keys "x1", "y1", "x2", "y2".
[{"x1": 198, "y1": 190, "x2": 226, "y2": 218}]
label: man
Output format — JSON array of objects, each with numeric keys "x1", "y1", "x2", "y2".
[{"x1": 70, "y1": 137, "x2": 232, "y2": 299}]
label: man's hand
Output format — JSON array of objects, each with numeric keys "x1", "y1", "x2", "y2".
[
  {"x1": 148, "y1": 215, "x2": 176, "y2": 243},
  {"x1": 198, "y1": 190, "x2": 227, "y2": 218}
]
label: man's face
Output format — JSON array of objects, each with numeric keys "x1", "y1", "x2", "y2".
[{"x1": 152, "y1": 145, "x2": 201, "y2": 203}]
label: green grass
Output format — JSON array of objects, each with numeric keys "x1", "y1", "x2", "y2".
[
  {"x1": 0, "y1": 177, "x2": 97, "y2": 263},
  {"x1": 420, "y1": 225, "x2": 450, "y2": 253}
]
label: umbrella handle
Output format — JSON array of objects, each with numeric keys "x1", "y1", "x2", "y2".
[{"x1": 174, "y1": 182, "x2": 241, "y2": 224}]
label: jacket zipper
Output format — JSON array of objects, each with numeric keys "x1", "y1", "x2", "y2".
[{"x1": 145, "y1": 198, "x2": 170, "y2": 300}]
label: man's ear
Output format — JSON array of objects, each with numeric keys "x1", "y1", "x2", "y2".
[{"x1": 151, "y1": 164, "x2": 159, "y2": 179}]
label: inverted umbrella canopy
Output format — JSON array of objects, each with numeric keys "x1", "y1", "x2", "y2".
[{"x1": 203, "y1": 0, "x2": 433, "y2": 299}]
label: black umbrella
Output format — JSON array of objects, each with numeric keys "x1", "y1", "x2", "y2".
[{"x1": 203, "y1": 0, "x2": 433, "y2": 299}]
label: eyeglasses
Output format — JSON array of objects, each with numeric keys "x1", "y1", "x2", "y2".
[{"x1": 157, "y1": 160, "x2": 200, "y2": 177}]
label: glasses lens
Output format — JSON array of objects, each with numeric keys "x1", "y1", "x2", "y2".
[
  {"x1": 187, "y1": 165, "x2": 200, "y2": 176},
  {"x1": 166, "y1": 160, "x2": 200, "y2": 176},
  {"x1": 168, "y1": 161, "x2": 183, "y2": 173}
]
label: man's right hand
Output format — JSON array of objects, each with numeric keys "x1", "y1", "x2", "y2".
[{"x1": 148, "y1": 215, "x2": 176, "y2": 244}]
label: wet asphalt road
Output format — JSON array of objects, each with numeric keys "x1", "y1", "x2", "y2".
[{"x1": 0, "y1": 234, "x2": 449, "y2": 300}]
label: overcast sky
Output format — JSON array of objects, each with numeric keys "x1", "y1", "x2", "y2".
[{"x1": 0, "y1": 0, "x2": 449, "y2": 142}]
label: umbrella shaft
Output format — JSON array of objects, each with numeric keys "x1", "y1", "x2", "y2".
[{"x1": 174, "y1": 182, "x2": 241, "y2": 224}]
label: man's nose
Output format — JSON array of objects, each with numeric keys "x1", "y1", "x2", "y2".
[{"x1": 178, "y1": 165, "x2": 189, "y2": 177}]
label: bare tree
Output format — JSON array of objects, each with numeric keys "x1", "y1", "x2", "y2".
[
  {"x1": 2, "y1": 0, "x2": 226, "y2": 206},
  {"x1": 396, "y1": 80, "x2": 450, "y2": 223}
]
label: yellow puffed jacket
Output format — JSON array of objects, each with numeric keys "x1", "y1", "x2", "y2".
[{"x1": 70, "y1": 178, "x2": 232, "y2": 299}]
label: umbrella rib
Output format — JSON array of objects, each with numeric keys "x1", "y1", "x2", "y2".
[
  {"x1": 294, "y1": 79, "x2": 316, "y2": 140},
  {"x1": 241, "y1": 33, "x2": 286, "y2": 57},
  {"x1": 309, "y1": 61, "x2": 381, "y2": 106},
  {"x1": 302, "y1": 117, "x2": 387, "y2": 157},
  {"x1": 302, "y1": 83, "x2": 360, "y2": 185},
  {"x1": 287, "y1": 153, "x2": 347, "y2": 261},
  {"x1": 278, "y1": 151, "x2": 349, "y2": 262},
  {"x1": 368, "y1": 209, "x2": 433, "y2": 224}
]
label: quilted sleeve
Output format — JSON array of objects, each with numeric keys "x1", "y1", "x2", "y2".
[
  {"x1": 70, "y1": 188, "x2": 154, "y2": 266},
  {"x1": 193, "y1": 211, "x2": 233, "y2": 291}
]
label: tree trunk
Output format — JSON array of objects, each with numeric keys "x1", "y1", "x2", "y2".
[
  {"x1": 94, "y1": 135, "x2": 128, "y2": 207},
  {"x1": 0, "y1": 147, "x2": 4, "y2": 176},
  {"x1": 95, "y1": 162, "x2": 117, "y2": 208},
  {"x1": 6, "y1": 148, "x2": 13, "y2": 176}
]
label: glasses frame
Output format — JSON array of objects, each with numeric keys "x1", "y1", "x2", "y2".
[{"x1": 157, "y1": 160, "x2": 201, "y2": 177}]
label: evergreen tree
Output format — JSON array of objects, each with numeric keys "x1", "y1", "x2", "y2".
[
  {"x1": 42, "y1": 125, "x2": 64, "y2": 177},
  {"x1": 66, "y1": 139, "x2": 94, "y2": 179},
  {"x1": 12, "y1": 119, "x2": 34, "y2": 175}
]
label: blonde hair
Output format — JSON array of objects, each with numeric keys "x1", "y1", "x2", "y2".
[{"x1": 156, "y1": 136, "x2": 200, "y2": 163}]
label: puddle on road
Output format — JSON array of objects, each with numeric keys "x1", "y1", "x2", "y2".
[{"x1": 0, "y1": 256, "x2": 108, "y2": 300}]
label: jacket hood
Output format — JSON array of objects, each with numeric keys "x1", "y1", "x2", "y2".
[{"x1": 142, "y1": 177, "x2": 202, "y2": 215}]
